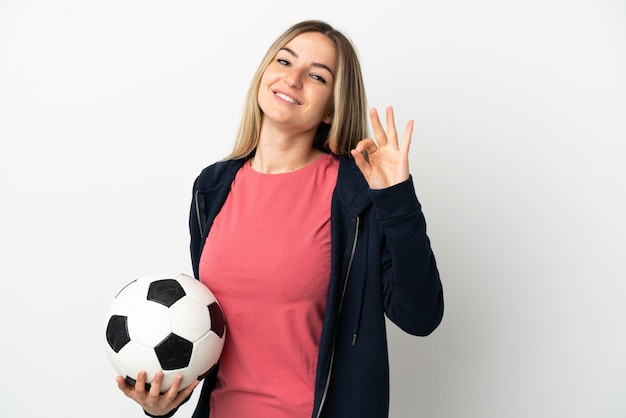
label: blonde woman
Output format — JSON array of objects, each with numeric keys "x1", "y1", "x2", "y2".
[{"x1": 117, "y1": 19, "x2": 444, "y2": 418}]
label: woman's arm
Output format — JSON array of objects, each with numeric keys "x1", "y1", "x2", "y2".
[
  {"x1": 352, "y1": 106, "x2": 443, "y2": 335},
  {"x1": 370, "y1": 178, "x2": 444, "y2": 335}
]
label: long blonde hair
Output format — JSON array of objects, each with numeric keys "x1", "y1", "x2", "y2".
[{"x1": 226, "y1": 20, "x2": 368, "y2": 160}]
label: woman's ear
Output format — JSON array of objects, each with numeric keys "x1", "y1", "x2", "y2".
[{"x1": 322, "y1": 111, "x2": 334, "y2": 125}]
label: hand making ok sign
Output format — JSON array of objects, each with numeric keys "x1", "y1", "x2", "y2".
[{"x1": 351, "y1": 106, "x2": 414, "y2": 190}]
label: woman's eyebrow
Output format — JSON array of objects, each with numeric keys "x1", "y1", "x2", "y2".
[{"x1": 279, "y1": 47, "x2": 334, "y2": 77}]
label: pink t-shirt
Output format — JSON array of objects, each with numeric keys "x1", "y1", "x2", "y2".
[{"x1": 199, "y1": 153, "x2": 339, "y2": 418}]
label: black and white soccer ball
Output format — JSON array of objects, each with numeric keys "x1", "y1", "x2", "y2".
[{"x1": 105, "y1": 273, "x2": 226, "y2": 392}]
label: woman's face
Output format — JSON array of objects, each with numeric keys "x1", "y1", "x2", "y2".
[{"x1": 257, "y1": 31, "x2": 337, "y2": 135}]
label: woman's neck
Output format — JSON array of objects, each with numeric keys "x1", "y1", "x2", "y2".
[
  {"x1": 251, "y1": 124, "x2": 322, "y2": 174},
  {"x1": 250, "y1": 143, "x2": 322, "y2": 174}
]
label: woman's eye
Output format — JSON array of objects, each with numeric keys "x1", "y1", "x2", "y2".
[
  {"x1": 311, "y1": 74, "x2": 327, "y2": 84},
  {"x1": 277, "y1": 58, "x2": 290, "y2": 66}
]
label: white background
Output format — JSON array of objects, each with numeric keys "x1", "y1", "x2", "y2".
[{"x1": 1, "y1": 0, "x2": 625, "y2": 417}]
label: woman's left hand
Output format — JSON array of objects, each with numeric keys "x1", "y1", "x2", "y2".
[{"x1": 351, "y1": 106, "x2": 413, "y2": 190}]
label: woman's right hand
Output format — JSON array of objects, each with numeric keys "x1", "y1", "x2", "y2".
[{"x1": 116, "y1": 370, "x2": 199, "y2": 416}]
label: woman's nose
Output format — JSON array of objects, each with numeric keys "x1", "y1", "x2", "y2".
[{"x1": 284, "y1": 69, "x2": 303, "y2": 88}]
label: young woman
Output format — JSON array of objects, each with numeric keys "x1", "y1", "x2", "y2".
[{"x1": 116, "y1": 19, "x2": 444, "y2": 418}]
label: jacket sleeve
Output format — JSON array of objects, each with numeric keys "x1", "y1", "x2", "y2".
[
  {"x1": 369, "y1": 176, "x2": 444, "y2": 336},
  {"x1": 189, "y1": 175, "x2": 202, "y2": 279}
]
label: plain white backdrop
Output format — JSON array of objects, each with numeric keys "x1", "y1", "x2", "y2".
[{"x1": 1, "y1": 1, "x2": 625, "y2": 417}]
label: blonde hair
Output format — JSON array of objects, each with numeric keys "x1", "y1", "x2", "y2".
[{"x1": 226, "y1": 20, "x2": 368, "y2": 160}]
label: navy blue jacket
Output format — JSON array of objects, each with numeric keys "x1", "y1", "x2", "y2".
[{"x1": 185, "y1": 155, "x2": 443, "y2": 417}]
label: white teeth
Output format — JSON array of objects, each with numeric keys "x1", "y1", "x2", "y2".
[{"x1": 276, "y1": 92, "x2": 299, "y2": 104}]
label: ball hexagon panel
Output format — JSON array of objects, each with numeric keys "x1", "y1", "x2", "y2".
[
  {"x1": 188, "y1": 331, "x2": 224, "y2": 376},
  {"x1": 126, "y1": 299, "x2": 171, "y2": 347},
  {"x1": 169, "y1": 297, "x2": 212, "y2": 342},
  {"x1": 116, "y1": 340, "x2": 162, "y2": 383}
]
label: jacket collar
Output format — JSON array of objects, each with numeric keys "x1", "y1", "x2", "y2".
[
  {"x1": 195, "y1": 158, "x2": 246, "y2": 193},
  {"x1": 196, "y1": 155, "x2": 372, "y2": 216}
]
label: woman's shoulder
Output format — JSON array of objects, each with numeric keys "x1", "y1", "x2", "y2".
[
  {"x1": 194, "y1": 158, "x2": 247, "y2": 190},
  {"x1": 336, "y1": 156, "x2": 367, "y2": 189}
]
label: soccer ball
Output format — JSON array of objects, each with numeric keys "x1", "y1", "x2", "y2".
[{"x1": 105, "y1": 273, "x2": 226, "y2": 392}]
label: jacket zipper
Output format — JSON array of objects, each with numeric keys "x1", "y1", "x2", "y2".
[
  {"x1": 195, "y1": 190, "x2": 203, "y2": 236},
  {"x1": 316, "y1": 216, "x2": 360, "y2": 418}
]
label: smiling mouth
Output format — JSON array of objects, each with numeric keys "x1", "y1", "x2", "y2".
[{"x1": 275, "y1": 92, "x2": 300, "y2": 105}]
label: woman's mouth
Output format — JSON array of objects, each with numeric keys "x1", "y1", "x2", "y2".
[{"x1": 275, "y1": 92, "x2": 300, "y2": 105}]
